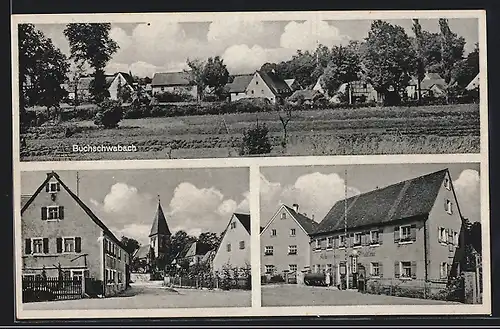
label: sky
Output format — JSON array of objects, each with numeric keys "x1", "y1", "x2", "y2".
[
  {"x1": 32, "y1": 17, "x2": 479, "y2": 78},
  {"x1": 21, "y1": 168, "x2": 249, "y2": 245},
  {"x1": 260, "y1": 163, "x2": 481, "y2": 226}
]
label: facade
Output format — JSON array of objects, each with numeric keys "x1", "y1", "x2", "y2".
[
  {"x1": 64, "y1": 72, "x2": 135, "y2": 102},
  {"x1": 107, "y1": 72, "x2": 135, "y2": 101},
  {"x1": 150, "y1": 72, "x2": 198, "y2": 99},
  {"x1": 406, "y1": 73, "x2": 447, "y2": 100},
  {"x1": 212, "y1": 213, "x2": 251, "y2": 273},
  {"x1": 260, "y1": 204, "x2": 318, "y2": 276},
  {"x1": 21, "y1": 172, "x2": 130, "y2": 297},
  {"x1": 227, "y1": 70, "x2": 292, "y2": 104},
  {"x1": 309, "y1": 169, "x2": 465, "y2": 289},
  {"x1": 176, "y1": 241, "x2": 212, "y2": 267}
]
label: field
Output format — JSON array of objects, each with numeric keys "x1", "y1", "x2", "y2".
[{"x1": 20, "y1": 104, "x2": 480, "y2": 161}]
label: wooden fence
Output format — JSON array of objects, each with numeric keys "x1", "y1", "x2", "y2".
[
  {"x1": 167, "y1": 275, "x2": 251, "y2": 290},
  {"x1": 22, "y1": 276, "x2": 84, "y2": 302}
]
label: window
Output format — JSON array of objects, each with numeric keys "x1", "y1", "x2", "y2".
[
  {"x1": 281, "y1": 212, "x2": 286, "y2": 220},
  {"x1": 353, "y1": 233, "x2": 362, "y2": 246},
  {"x1": 71, "y1": 270, "x2": 83, "y2": 281},
  {"x1": 315, "y1": 239, "x2": 321, "y2": 250},
  {"x1": 239, "y1": 241, "x2": 245, "y2": 250},
  {"x1": 230, "y1": 221, "x2": 236, "y2": 229},
  {"x1": 261, "y1": 89, "x2": 264, "y2": 94},
  {"x1": 264, "y1": 246, "x2": 274, "y2": 256},
  {"x1": 32, "y1": 238, "x2": 43, "y2": 254},
  {"x1": 400, "y1": 225, "x2": 411, "y2": 241},
  {"x1": 47, "y1": 206, "x2": 60, "y2": 220},
  {"x1": 160, "y1": 87, "x2": 164, "y2": 92},
  {"x1": 339, "y1": 235, "x2": 346, "y2": 248},
  {"x1": 271, "y1": 229, "x2": 277, "y2": 237},
  {"x1": 327, "y1": 237, "x2": 333, "y2": 249},
  {"x1": 371, "y1": 262, "x2": 380, "y2": 277},
  {"x1": 440, "y1": 262, "x2": 449, "y2": 279},
  {"x1": 226, "y1": 243, "x2": 231, "y2": 252},
  {"x1": 314, "y1": 264, "x2": 321, "y2": 273},
  {"x1": 256, "y1": 80, "x2": 258, "y2": 85},
  {"x1": 445, "y1": 199, "x2": 453, "y2": 214},
  {"x1": 265, "y1": 265, "x2": 275, "y2": 274},
  {"x1": 289, "y1": 264, "x2": 297, "y2": 272},
  {"x1": 453, "y1": 231, "x2": 459, "y2": 246},
  {"x1": 400, "y1": 261, "x2": 412, "y2": 278},
  {"x1": 439, "y1": 227, "x2": 447, "y2": 243},
  {"x1": 444, "y1": 177, "x2": 451, "y2": 190},
  {"x1": 370, "y1": 230, "x2": 380, "y2": 244},
  {"x1": 64, "y1": 238, "x2": 75, "y2": 253},
  {"x1": 251, "y1": 90, "x2": 254, "y2": 94},
  {"x1": 48, "y1": 182, "x2": 60, "y2": 193},
  {"x1": 327, "y1": 263, "x2": 333, "y2": 274},
  {"x1": 288, "y1": 245, "x2": 297, "y2": 255},
  {"x1": 290, "y1": 228, "x2": 296, "y2": 237},
  {"x1": 118, "y1": 272, "x2": 123, "y2": 283}
]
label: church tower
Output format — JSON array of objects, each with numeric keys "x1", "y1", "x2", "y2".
[{"x1": 148, "y1": 196, "x2": 171, "y2": 271}]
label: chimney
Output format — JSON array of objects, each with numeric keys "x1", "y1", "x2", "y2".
[
  {"x1": 312, "y1": 214, "x2": 315, "y2": 221},
  {"x1": 292, "y1": 203, "x2": 299, "y2": 213}
]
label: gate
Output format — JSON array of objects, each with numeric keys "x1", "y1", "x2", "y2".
[{"x1": 22, "y1": 276, "x2": 83, "y2": 302}]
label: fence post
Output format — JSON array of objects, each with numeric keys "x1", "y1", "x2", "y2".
[{"x1": 81, "y1": 277, "x2": 86, "y2": 298}]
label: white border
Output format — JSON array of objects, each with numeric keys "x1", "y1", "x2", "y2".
[{"x1": 12, "y1": 9, "x2": 490, "y2": 319}]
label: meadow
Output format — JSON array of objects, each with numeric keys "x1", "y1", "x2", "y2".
[{"x1": 20, "y1": 104, "x2": 480, "y2": 161}]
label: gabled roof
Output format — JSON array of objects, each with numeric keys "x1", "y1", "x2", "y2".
[
  {"x1": 288, "y1": 89, "x2": 320, "y2": 101},
  {"x1": 201, "y1": 249, "x2": 215, "y2": 263},
  {"x1": 227, "y1": 74, "x2": 253, "y2": 93},
  {"x1": 283, "y1": 205, "x2": 319, "y2": 234},
  {"x1": 151, "y1": 72, "x2": 192, "y2": 87},
  {"x1": 149, "y1": 201, "x2": 171, "y2": 237},
  {"x1": 234, "y1": 213, "x2": 251, "y2": 234},
  {"x1": 21, "y1": 195, "x2": 32, "y2": 208},
  {"x1": 133, "y1": 245, "x2": 150, "y2": 259},
  {"x1": 257, "y1": 70, "x2": 292, "y2": 96},
  {"x1": 21, "y1": 172, "x2": 128, "y2": 253},
  {"x1": 117, "y1": 72, "x2": 135, "y2": 86},
  {"x1": 312, "y1": 169, "x2": 449, "y2": 236},
  {"x1": 178, "y1": 241, "x2": 212, "y2": 259},
  {"x1": 466, "y1": 73, "x2": 480, "y2": 91}
]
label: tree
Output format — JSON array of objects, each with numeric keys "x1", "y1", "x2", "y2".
[
  {"x1": 451, "y1": 43, "x2": 479, "y2": 90},
  {"x1": 198, "y1": 232, "x2": 221, "y2": 251},
  {"x1": 439, "y1": 18, "x2": 466, "y2": 84},
  {"x1": 64, "y1": 23, "x2": 119, "y2": 103},
  {"x1": 120, "y1": 236, "x2": 140, "y2": 256},
  {"x1": 93, "y1": 99, "x2": 123, "y2": 128},
  {"x1": 239, "y1": 121, "x2": 272, "y2": 155},
  {"x1": 18, "y1": 24, "x2": 69, "y2": 121},
  {"x1": 276, "y1": 104, "x2": 293, "y2": 149},
  {"x1": 320, "y1": 43, "x2": 361, "y2": 97},
  {"x1": 412, "y1": 19, "x2": 425, "y2": 102},
  {"x1": 185, "y1": 58, "x2": 206, "y2": 101},
  {"x1": 67, "y1": 59, "x2": 90, "y2": 107},
  {"x1": 203, "y1": 56, "x2": 230, "y2": 98},
  {"x1": 362, "y1": 20, "x2": 416, "y2": 105},
  {"x1": 165, "y1": 230, "x2": 197, "y2": 266}
]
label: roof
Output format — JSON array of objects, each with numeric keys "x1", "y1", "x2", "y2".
[
  {"x1": 178, "y1": 241, "x2": 212, "y2": 259},
  {"x1": 234, "y1": 213, "x2": 251, "y2": 234},
  {"x1": 227, "y1": 74, "x2": 253, "y2": 93},
  {"x1": 284, "y1": 205, "x2": 319, "y2": 234},
  {"x1": 409, "y1": 73, "x2": 446, "y2": 90},
  {"x1": 151, "y1": 72, "x2": 192, "y2": 87},
  {"x1": 257, "y1": 70, "x2": 292, "y2": 96},
  {"x1": 466, "y1": 73, "x2": 480, "y2": 91},
  {"x1": 285, "y1": 79, "x2": 297, "y2": 88},
  {"x1": 201, "y1": 249, "x2": 215, "y2": 263},
  {"x1": 288, "y1": 89, "x2": 319, "y2": 101},
  {"x1": 133, "y1": 245, "x2": 150, "y2": 259},
  {"x1": 21, "y1": 195, "x2": 32, "y2": 208},
  {"x1": 117, "y1": 72, "x2": 135, "y2": 86},
  {"x1": 21, "y1": 172, "x2": 129, "y2": 253},
  {"x1": 312, "y1": 169, "x2": 449, "y2": 236},
  {"x1": 149, "y1": 201, "x2": 171, "y2": 237}
]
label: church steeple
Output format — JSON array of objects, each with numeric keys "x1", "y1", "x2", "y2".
[{"x1": 149, "y1": 195, "x2": 171, "y2": 238}]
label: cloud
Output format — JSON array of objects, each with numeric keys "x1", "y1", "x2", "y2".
[
  {"x1": 280, "y1": 20, "x2": 350, "y2": 51},
  {"x1": 453, "y1": 169, "x2": 481, "y2": 221},
  {"x1": 260, "y1": 172, "x2": 359, "y2": 225},
  {"x1": 222, "y1": 44, "x2": 295, "y2": 73},
  {"x1": 111, "y1": 224, "x2": 152, "y2": 245}
]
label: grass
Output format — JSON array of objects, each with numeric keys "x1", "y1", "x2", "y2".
[{"x1": 20, "y1": 104, "x2": 480, "y2": 161}]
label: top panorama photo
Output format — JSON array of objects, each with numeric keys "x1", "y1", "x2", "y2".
[{"x1": 15, "y1": 14, "x2": 482, "y2": 161}]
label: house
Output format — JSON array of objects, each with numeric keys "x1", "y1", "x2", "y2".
[
  {"x1": 312, "y1": 76, "x2": 327, "y2": 95},
  {"x1": 309, "y1": 169, "x2": 466, "y2": 290},
  {"x1": 150, "y1": 71, "x2": 198, "y2": 99},
  {"x1": 106, "y1": 72, "x2": 135, "y2": 101},
  {"x1": 132, "y1": 245, "x2": 151, "y2": 273},
  {"x1": 227, "y1": 70, "x2": 292, "y2": 104},
  {"x1": 285, "y1": 79, "x2": 302, "y2": 92},
  {"x1": 226, "y1": 74, "x2": 254, "y2": 102},
  {"x1": 287, "y1": 90, "x2": 321, "y2": 105},
  {"x1": 406, "y1": 72, "x2": 447, "y2": 100},
  {"x1": 21, "y1": 172, "x2": 131, "y2": 297},
  {"x1": 64, "y1": 72, "x2": 135, "y2": 102},
  {"x1": 331, "y1": 81, "x2": 379, "y2": 104},
  {"x1": 260, "y1": 204, "x2": 319, "y2": 277},
  {"x1": 175, "y1": 241, "x2": 212, "y2": 267},
  {"x1": 147, "y1": 199, "x2": 172, "y2": 272},
  {"x1": 212, "y1": 213, "x2": 251, "y2": 273},
  {"x1": 466, "y1": 73, "x2": 480, "y2": 91}
]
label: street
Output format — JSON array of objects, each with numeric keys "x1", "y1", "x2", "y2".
[
  {"x1": 262, "y1": 284, "x2": 461, "y2": 306},
  {"x1": 22, "y1": 282, "x2": 251, "y2": 310}
]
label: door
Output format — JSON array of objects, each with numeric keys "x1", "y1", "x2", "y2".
[{"x1": 125, "y1": 264, "x2": 130, "y2": 287}]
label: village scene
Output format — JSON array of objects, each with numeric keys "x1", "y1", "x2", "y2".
[
  {"x1": 18, "y1": 17, "x2": 480, "y2": 161},
  {"x1": 20, "y1": 168, "x2": 252, "y2": 310},
  {"x1": 259, "y1": 163, "x2": 483, "y2": 306}
]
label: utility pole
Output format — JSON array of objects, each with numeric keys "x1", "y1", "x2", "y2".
[
  {"x1": 76, "y1": 172, "x2": 80, "y2": 197},
  {"x1": 344, "y1": 169, "x2": 349, "y2": 290}
]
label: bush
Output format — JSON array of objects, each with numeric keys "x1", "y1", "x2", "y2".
[
  {"x1": 154, "y1": 91, "x2": 195, "y2": 103},
  {"x1": 94, "y1": 100, "x2": 123, "y2": 128},
  {"x1": 269, "y1": 274, "x2": 285, "y2": 283},
  {"x1": 239, "y1": 123, "x2": 272, "y2": 155}
]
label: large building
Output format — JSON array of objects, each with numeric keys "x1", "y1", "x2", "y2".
[
  {"x1": 212, "y1": 213, "x2": 252, "y2": 273},
  {"x1": 260, "y1": 204, "x2": 318, "y2": 276},
  {"x1": 21, "y1": 172, "x2": 131, "y2": 297},
  {"x1": 148, "y1": 199, "x2": 172, "y2": 272},
  {"x1": 226, "y1": 70, "x2": 292, "y2": 104},
  {"x1": 150, "y1": 71, "x2": 198, "y2": 99},
  {"x1": 309, "y1": 169, "x2": 465, "y2": 289}
]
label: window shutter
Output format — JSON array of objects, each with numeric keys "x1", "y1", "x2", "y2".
[
  {"x1": 41, "y1": 207, "x2": 47, "y2": 220},
  {"x1": 378, "y1": 229, "x2": 383, "y2": 244},
  {"x1": 411, "y1": 261, "x2": 417, "y2": 279},
  {"x1": 333, "y1": 236, "x2": 338, "y2": 249},
  {"x1": 45, "y1": 184, "x2": 50, "y2": 192},
  {"x1": 59, "y1": 206, "x2": 64, "y2": 219},
  {"x1": 25, "y1": 239, "x2": 31, "y2": 254},
  {"x1": 56, "y1": 183, "x2": 61, "y2": 191},
  {"x1": 379, "y1": 263, "x2": 384, "y2": 278},
  {"x1": 437, "y1": 227, "x2": 442, "y2": 243},
  {"x1": 56, "y1": 238, "x2": 63, "y2": 253},
  {"x1": 394, "y1": 227, "x2": 400, "y2": 243},
  {"x1": 394, "y1": 261, "x2": 400, "y2": 278},
  {"x1": 410, "y1": 224, "x2": 417, "y2": 241},
  {"x1": 350, "y1": 233, "x2": 354, "y2": 247},
  {"x1": 75, "y1": 237, "x2": 82, "y2": 253},
  {"x1": 43, "y1": 238, "x2": 49, "y2": 253}
]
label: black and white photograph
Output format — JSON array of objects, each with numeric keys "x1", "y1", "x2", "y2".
[
  {"x1": 259, "y1": 163, "x2": 484, "y2": 307},
  {"x1": 15, "y1": 12, "x2": 483, "y2": 161},
  {"x1": 18, "y1": 167, "x2": 252, "y2": 312}
]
